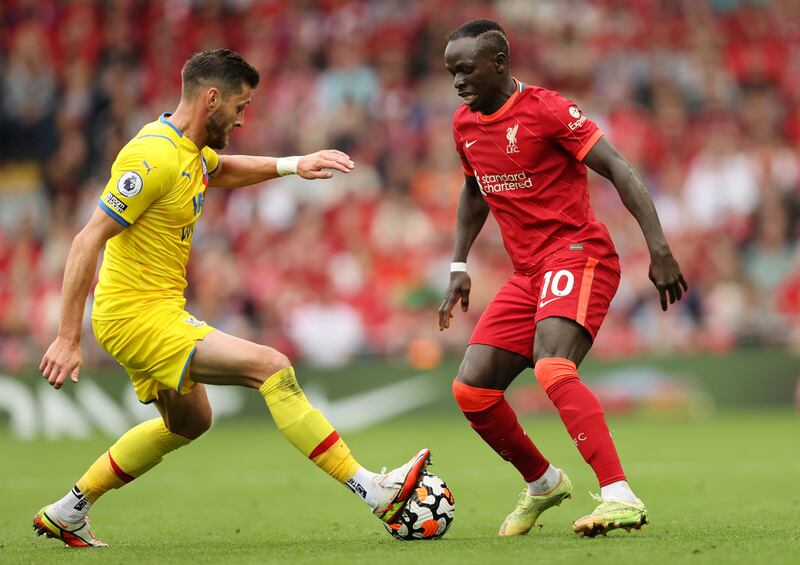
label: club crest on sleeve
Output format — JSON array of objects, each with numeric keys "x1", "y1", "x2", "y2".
[
  {"x1": 200, "y1": 155, "x2": 209, "y2": 186},
  {"x1": 183, "y1": 316, "x2": 207, "y2": 328},
  {"x1": 117, "y1": 171, "x2": 143, "y2": 198}
]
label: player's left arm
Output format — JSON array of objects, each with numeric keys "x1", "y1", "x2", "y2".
[
  {"x1": 208, "y1": 151, "x2": 355, "y2": 189},
  {"x1": 583, "y1": 137, "x2": 688, "y2": 311}
]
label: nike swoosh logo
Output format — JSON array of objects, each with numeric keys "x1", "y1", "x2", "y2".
[
  {"x1": 539, "y1": 297, "x2": 565, "y2": 308},
  {"x1": 465, "y1": 140, "x2": 477, "y2": 148}
]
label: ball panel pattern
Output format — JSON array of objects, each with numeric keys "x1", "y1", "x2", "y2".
[{"x1": 385, "y1": 473, "x2": 455, "y2": 540}]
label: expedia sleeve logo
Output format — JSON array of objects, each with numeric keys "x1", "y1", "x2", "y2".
[
  {"x1": 105, "y1": 192, "x2": 127, "y2": 214},
  {"x1": 117, "y1": 171, "x2": 143, "y2": 197},
  {"x1": 568, "y1": 106, "x2": 587, "y2": 130}
]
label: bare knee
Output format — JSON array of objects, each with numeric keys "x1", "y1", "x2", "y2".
[
  {"x1": 532, "y1": 342, "x2": 560, "y2": 366},
  {"x1": 266, "y1": 349, "x2": 292, "y2": 375},
  {"x1": 244, "y1": 346, "x2": 291, "y2": 389},
  {"x1": 532, "y1": 317, "x2": 592, "y2": 367},
  {"x1": 165, "y1": 406, "x2": 212, "y2": 440},
  {"x1": 455, "y1": 357, "x2": 486, "y2": 389},
  {"x1": 532, "y1": 344, "x2": 585, "y2": 367},
  {"x1": 455, "y1": 345, "x2": 527, "y2": 390}
]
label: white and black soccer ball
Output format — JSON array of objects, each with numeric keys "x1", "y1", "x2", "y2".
[{"x1": 385, "y1": 473, "x2": 455, "y2": 540}]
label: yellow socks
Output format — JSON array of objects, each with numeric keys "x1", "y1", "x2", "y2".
[
  {"x1": 76, "y1": 418, "x2": 191, "y2": 503},
  {"x1": 259, "y1": 366, "x2": 361, "y2": 483},
  {"x1": 52, "y1": 368, "x2": 372, "y2": 523}
]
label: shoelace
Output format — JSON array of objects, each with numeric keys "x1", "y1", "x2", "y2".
[
  {"x1": 373, "y1": 466, "x2": 399, "y2": 488},
  {"x1": 372, "y1": 467, "x2": 388, "y2": 484}
]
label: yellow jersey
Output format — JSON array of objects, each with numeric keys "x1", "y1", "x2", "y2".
[{"x1": 92, "y1": 113, "x2": 220, "y2": 321}]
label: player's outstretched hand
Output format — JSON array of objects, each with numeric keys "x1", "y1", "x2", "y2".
[
  {"x1": 649, "y1": 252, "x2": 688, "y2": 311},
  {"x1": 439, "y1": 271, "x2": 471, "y2": 330},
  {"x1": 39, "y1": 336, "x2": 82, "y2": 389},
  {"x1": 297, "y1": 150, "x2": 355, "y2": 180}
]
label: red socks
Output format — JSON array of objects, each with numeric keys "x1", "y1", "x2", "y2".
[
  {"x1": 453, "y1": 358, "x2": 627, "y2": 487},
  {"x1": 535, "y1": 358, "x2": 626, "y2": 486},
  {"x1": 452, "y1": 380, "x2": 550, "y2": 482}
]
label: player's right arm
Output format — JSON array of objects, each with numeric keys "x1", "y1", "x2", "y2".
[
  {"x1": 438, "y1": 174, "x2": 489, "y2": 330},
  {"x1": 39, "y1": 209, "x2": 125, "y2": 389},
  {"x1": 41, "y1": 140, "x2": 175, "y2": 389}
]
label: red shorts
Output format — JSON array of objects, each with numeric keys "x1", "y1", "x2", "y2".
[{"x1": 469, "y1": 250, "x2": 620, "y2": 361}]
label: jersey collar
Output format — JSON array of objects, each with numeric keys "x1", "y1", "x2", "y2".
[
  {"x1": 159, "y1": 112, "x2": 201, "y2": 153},
  {"x1": 159, "y1": 113, "x2": 184, "y2": 137},
  {"x1": 478, "y1": 78, "x2": 525, "y2": 123}
]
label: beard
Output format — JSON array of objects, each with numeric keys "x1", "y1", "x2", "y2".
[{"x1": 205, "y1": 107, "x2": 230, "y2": 150}]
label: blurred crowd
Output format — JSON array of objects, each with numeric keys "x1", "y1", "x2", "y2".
[{"x1": 2, "y1": 0, "x2": 800, "y2": 371}]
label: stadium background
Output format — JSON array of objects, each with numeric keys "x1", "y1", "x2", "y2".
[
  {"x1": 2, "y1": 0, "x2": 799, "y2": 422},
  {"x1": 1, "y1": 1, "x2": 798, "y2": 562}
]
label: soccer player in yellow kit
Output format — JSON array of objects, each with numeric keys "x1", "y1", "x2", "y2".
[{"x1": 33, "y1": 49, "x2": 430, "y2": 547}]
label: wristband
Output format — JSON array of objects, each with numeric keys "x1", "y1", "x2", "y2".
[
  {"x1": 450, "y1": 262, "x2": 467, "y2": 272},
  {"x1": 276, "y1": 156, "x2": 300, "y2": 176}
]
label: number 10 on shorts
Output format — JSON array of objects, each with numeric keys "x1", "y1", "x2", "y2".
[{"x1": 539, "y1": 270, "x2": 575, "y2": 307}]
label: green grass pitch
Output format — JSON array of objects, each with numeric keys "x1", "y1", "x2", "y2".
[{"x1": 2, "y1": 411, "x2": 798, "y2": 564}]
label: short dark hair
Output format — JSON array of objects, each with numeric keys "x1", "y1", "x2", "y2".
[
  {"x1": 181, "y1": 49, "x2": 260, "y2": 98},
  {"x1": 447, "y1": 19, "x2": 510, "y2": 56}
]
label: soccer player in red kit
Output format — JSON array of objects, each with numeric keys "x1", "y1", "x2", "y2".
[{"x1": 440, "y1": 20, "x2": 688, "y2": 538}]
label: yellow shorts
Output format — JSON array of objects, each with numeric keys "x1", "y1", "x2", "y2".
[{"x1": 92, "y1": 305, "x2": 215, "y2": 404}]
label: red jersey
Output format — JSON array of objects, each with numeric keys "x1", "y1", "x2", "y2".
[{"x1": 452, "y1": 80, "x2": 615, "y2": 274}]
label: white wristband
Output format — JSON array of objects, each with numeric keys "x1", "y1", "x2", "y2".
[
  {"x1": 276, "y1": 156, "x2": 300, "y2": 176},
  {"x1": 450, "y1": 262, "x2": 467, "y2": 272}
]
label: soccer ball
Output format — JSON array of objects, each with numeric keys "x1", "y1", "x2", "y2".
[{"x1": 385, "y1": 473, "x2": 455, "y2": 540}]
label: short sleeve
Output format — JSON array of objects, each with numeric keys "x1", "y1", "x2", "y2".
[
  {"x1": 452, "y1": 123, "x2": 474, "y2": 176},
  {"x1": 202, "y1": 146, "x2": 220, "y2": 177},
  {"x1": 538, "y1": 90, "x2": 603, "y2": 161},
  {"x1": 98, "y1": 144, "x2": 175, "y2": 227}
]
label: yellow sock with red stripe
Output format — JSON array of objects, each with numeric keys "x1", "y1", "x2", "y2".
[
  {"x1": 259, "y1": 366, "x2": 361, "y2": 483},
  {"x1": 75, "y1": 418, "x2": 191, "y2": 503}
]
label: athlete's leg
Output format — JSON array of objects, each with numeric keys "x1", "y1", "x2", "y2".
[
  {"x1": 532, "y1": 316, "x2": 624, "y2": 487},
  {"x1": 455, "y1": 275, "x2": 564, "y2": 492},
  {"x1": 153, "y1": 383, "x2": 213, "y2": 440},
  {"x1": 532, "y1": 317, "x2": 593, "y2": 367},
  {"x1": 189, "y1": 330, "x2": 429, "y2": 522},
  {"x1": 453, "y1": 344, "x2": 572, "y2": 536},
  {"x1": 453, "y1": 344, "x2": 552, "y2": 482},
  {"x1": 73, "y1": 385, "x2": 210, "y2": 506},
  {"x1": 190, "y1": 331, "x2": 362, "y2": 478},
  {"x1": 34, "y1": 385, "x2": 211, "y2": 546},
  {"x1": 456, "y1": 343, "x2": 531, "y2": 390},
  {"x1": 533, "y1": 317, "x2": 646, "y2": 536},
  {"x1": 79, "y1": 385, "x2": 212, "y2": 502}
]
